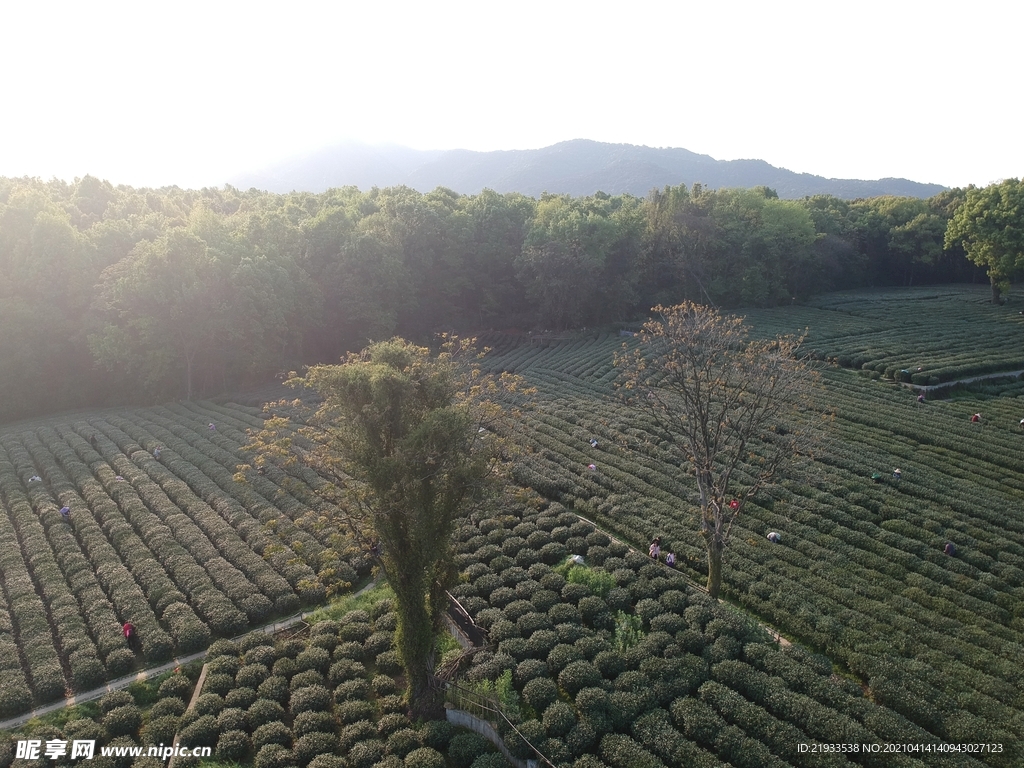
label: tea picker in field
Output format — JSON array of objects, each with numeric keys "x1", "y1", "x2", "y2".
[
  {"x1": 153, "y1": 446, "x2": 161, "y2": 459},
  {"x1": 893, "y1": 468, "x2": 901, "y2": 481},
  {"x1": 944, "y1": 541, "x2": 957, "y2": 556},
  {"x1": 59, "y1": 505, "x2": 70, "y2": 520},
  {"x1": 971, "y1": 413, "x2": 981, "y2": 423},
  {"x1": 123, "y1": 621, "x2": 138, "y2": 651},
  {"x1": 665, "y1": 551, "x2": 676, "y2": 567},
  {"x1": 767, "y1": 532, "x2": 782, "y2": 543},
  {"x1": 917, "y1": 393, "x2": 925, "y2": 403},
  {"x1": 649, "y1": 537, "x2": 661, "y2": 560}
]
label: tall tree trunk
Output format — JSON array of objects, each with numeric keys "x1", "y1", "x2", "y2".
[
  {"x1": 394, "y1": 573, "x2": 444, "y2": 721},
  {"x1": 990, "y1": 274, "x2": 1002, "y2": 304},
  {"x1": 407, "y1": 669, "x2": 443, "y2": 721},
  {"x1": 184, "y1": 348, "x2": 194, "y2": 401},
  {"x1": 705, "y1": 536, "x2": 724, "y2": 599}
]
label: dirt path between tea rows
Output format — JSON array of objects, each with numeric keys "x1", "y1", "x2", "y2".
[
  {"x1": 899, "y1": 369, "x2": 1024, "y2": 392},
  {"x1": 0, "y1": 579, "x2": 382, "y2": 732}
]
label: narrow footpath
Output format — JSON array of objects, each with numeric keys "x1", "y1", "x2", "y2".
[
  {"x1": 0, "y1": 579, "x2": 381, "y2": 732},
  {"x1": 0, "y1": 506, "x2": 802, "y2": 734},
  {"x1": 899, "y1": 369, "x2": 1024, "y2": 392},
  {"x1": 574, "y1": 513, "x2": 792, "y2": 648}
]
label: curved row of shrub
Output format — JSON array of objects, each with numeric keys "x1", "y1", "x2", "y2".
[
  {"x1": 96, "y1": 414, "x2": 304, "y2": 615},
  {"x1": 449, "y1": 501, "x2": 977, "y2": 767},
  {"x1": 120, "y1": 404, "x2": 348, "y2": 593},
  {"x1": 7, "y1": 434, "x2": 131, "y2": 675},
  {"x1": 0, "y1": 401, "x2": 370, "y2": 716},
  {"x1": 480, "y1": 331, "x2": 1024, "y2": 764}
]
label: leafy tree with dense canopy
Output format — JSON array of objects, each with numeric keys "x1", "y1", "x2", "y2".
[
  {"x1": 614, "y1": 302, "x2": 821, "y2": 598},
  {"x1": 241, "y1": 337, "x2": 527, "y2": 718},
  {"x1": 944, "y1": 178, "x2": 1024, "y2": 303},
  {"x1": 0, "y1": 174, "x2": 990, "y2": 424}
]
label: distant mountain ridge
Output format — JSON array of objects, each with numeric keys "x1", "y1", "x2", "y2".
[{"x1": 232, "y1": 139, "x2": 946, "y2": 200}]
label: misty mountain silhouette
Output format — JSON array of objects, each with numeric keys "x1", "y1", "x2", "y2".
[{"x1": 232, "y1": 139, "x2": 946, "y2": 200}]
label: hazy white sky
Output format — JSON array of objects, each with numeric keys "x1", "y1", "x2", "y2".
[{"x1": 1, "y1": 0, "x2": 1019, "y2": 190}]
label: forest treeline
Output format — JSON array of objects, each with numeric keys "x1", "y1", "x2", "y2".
[{"x1": 0, "y1": 175, "x2": 982, "y2": 423}]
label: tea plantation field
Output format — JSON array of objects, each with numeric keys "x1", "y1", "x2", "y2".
[
  {"x1": 742, "y1": 284, "x2": 1024, "y2": 384},
  {"x1": 479, "y1": 286, "x2": 1024, "y2": 763},
  {"x1": 0, "y1": 399, "x2": 369, "y2": 717},
  {"x1": 0, "y1": 285, "x2": 1021, "y2": 766},
  {"x1": 0, "y1": 506, "x2": 995, "y2": 768}
]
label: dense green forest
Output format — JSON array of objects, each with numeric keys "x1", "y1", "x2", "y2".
[{"x1": 0, "y1": 176, "x2": 982, "y2": 424}]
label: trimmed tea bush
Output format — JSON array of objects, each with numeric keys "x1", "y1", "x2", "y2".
[
  {"x1": 447, "y1": 732, "x2": 491, "y2": 768},
  {"x1": 253, "y1": 743, "x2": 291, "y2": 768},
  {"x1": 245, "y1": 644, "x2": 278, "y2": 666},
  {"x1": 237, "y1": 663, "x2": 271, "y2": 689},
  {"x1": 543, "y1": 700, "x2": 576, "y2": 737},
  {"x1": 505, "y1": 718, "x2": 546, "y2": 760},
  {"x1": 203, "y1": 672, "x2": 236, "y2": 697},
  {"x1": 216, "y1": 729, "x2": 251, "y2": 762},
  {"x1": 248, "y1": 698, "x2": 287, "y2": 729},
  {"x1": 290, "y1": 670, "x2": 327, "y2": 691},
  {"x1": 218, "y1": 707, "x2": 249, "y2": 733},
  {"x1": 375, "y1": 650, "x2": 403, "y2": 675},
  {"x1": 294, "y1": 710, "x2": 336, "y2": 736},
  {"x1": 272, "y1": 657, "x2": 297, "y2": 679},
  {"x1": 600, "y1": 733, "x2": 666, "y2": 768},
  {"x1": 103, "y1": 704, "x2": 142, "y2": 738},
  {"x1": 386, "y1": 728, "x2": 422, "y2": 758},
  {"x1": 420, "y1": 719, "x2": 455, "y2": 751},
  {"x1": 469, "y1": 755, "x2": 508, "y2": 768},
  {"x1": 372, "y1": 674, "x2": 399, "y2": 696},
  {"x1": 335, "y1": 678, "x2": 372, "y2": 702},
  {"x1": 192, "y1": 692, "x2": 224, "y2": 717},
  {"x1": 293, "y1": 731, "x2": 340, "y2": 766},
  {"x1": 149, "y1": 696, "x2": 186, "y2": 720},
  {"x1": 546, "y1": 644, "x2": 583, "y2": 675},
  {"x1": 141, "y1": 714, "x2": 179, "y2": 746},
  {"x1": 337, "y1": 699, "x2": 376, "y2": 725},
  {"x1": 559, "y1": 660, "x2": 603, "y2": 696},
  {"x1": 296, "y1": 646, "x2": 331, "y2": 674},
  {"x1": 225, "y1": 685, "x2": 257, "y2": 709},
  {"x1": 290, "y1": 684, "x2": 332, "y2": 715},
  {"x1": 403, "y1": 747, "x2": 446, "y2": 768},
  {"x1": 522, "y1": 676, "x2": 558, "y2": 712},
  {"x1": 100, "y1": 690, "x2": 135, "y2": 713},
  {"x1": 378, "y1": 694, "x2": 407, "y2": 714},
  {"x1": 178, "y1": 714, "x2": 219, "y2": 748},
  {"x1": 338, "y1": 720, "x2": 376, "y2": 752},
  {"x1": 252, "y1": 720, "x2": 293, "y2": 751},
  {"x1": 258, "y1": 675, "x2": 290, "y2": 704},
  {"x1": 329, "y1": 658, "x2": 366, "y2": 685},
  {"x1": 566, "y1": 721, "x2": 598, "y2": 757},
  {"x1": 348, "y1": 738, "x2": 385, "y2": 768}
]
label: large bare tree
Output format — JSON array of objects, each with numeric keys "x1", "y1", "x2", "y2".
[{"x1": 614, "y1": 302, "x2": 820, "y2": 598}]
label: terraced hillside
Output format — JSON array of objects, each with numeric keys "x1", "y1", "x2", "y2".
[
  {"x1": 0, "y1": 400, "x2": 368, "y2": 716},
  {"x1": 742, "y1": 284, "x2": 1024, "y2": 384},
  {"x1": 481, "y1": 289, "x2": 1024, "y2": 763},
  {"x1": 0, "y1": 285, "x2": 1020, "y2": 766},
  {"x1": 2, "y1": 506, "x2": 993, "y2": 768}
]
